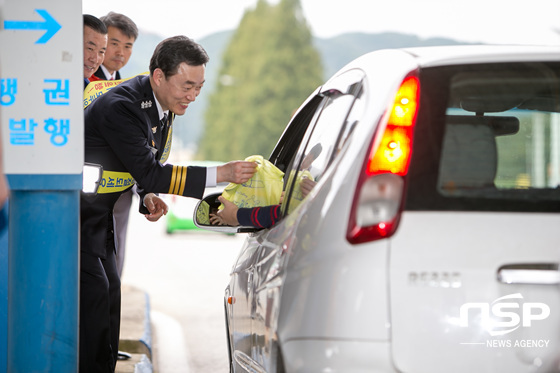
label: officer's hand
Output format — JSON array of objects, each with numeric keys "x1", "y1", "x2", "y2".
[
  {"x1": 217, "y1": 161, "x2": 257, "y2": 184},
  {"x1": 144, "y1": 193, "x2": 168, "y2": 222}
]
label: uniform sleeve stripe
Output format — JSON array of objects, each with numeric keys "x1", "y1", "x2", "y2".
[
  {"x1": 178, "y1": 166, "x2": 187, "y2": 195},
  {"x1": 174, "y1": 166, "x2": 184, "y2": 195},
  {"x1": 168, "y1": 165, "x2": 178, "y2": 194}
]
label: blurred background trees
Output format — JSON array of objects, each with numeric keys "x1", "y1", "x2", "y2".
[
  {"x1": 120, "y1": 1, "x2": 471, "y2": 163},
  {"x1": 197, "y1": 0, "x2": 323, "y2": 161}
]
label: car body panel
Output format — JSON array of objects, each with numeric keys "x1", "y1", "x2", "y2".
[
  {"x1": 226, "y1": 234, "x2": 263, "y2": 368},
  {"x1": 390, "y1": 212, "x2": 560, "y2": 372},
  {"x1": 282, "y1": 339, "x2": 394, "y2": 372},
  {"x1": 278, "y1": 166, "x2": 391, "y2": 342}
]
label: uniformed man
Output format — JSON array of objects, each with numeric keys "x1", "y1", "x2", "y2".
[
  {"x1": 80, "y1": 35, "x2": 256, "y2": 372},
  {"x1": 90, "y1": 11, "x2": 139, "y2": 286},
  {"x1": 90, "y1": 12, "x2": 137, "y2": 82},
  {"x1": 83, "y1": 14, "x2": 107, "y2": 89}
]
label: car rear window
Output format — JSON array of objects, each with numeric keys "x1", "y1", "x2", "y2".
[{"x1": 406, "y1": 61, "x2": 560, "y2": 212}]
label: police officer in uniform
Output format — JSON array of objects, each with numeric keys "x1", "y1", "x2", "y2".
[{"x1": 80, "y1": 35, "x2": 256, "y2": 372}]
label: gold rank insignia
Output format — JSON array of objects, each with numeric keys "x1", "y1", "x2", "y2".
[
  {"x1": 152, "y1": 126, "x2": 157, "y2": 133},
  {"x1": 152, "y1": 140, "x2": 155, "y2": 147}
]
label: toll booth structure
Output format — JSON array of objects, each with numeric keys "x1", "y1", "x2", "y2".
[{"x1": 1, "y1": 1, "x2": 83, "y2": 372}]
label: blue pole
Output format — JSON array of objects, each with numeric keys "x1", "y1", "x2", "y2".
[
  {"x1": 0, "y1": 201, "x2": 8, "y2": 373},
  {"x1": 7, "y1": 189, "x2": 79, "y2": 372}
]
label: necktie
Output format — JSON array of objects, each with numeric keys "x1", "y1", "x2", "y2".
[{"x1": 158, "y1": 114, "x2": 172, "y2": 162}]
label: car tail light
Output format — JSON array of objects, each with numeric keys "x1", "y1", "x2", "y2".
[{"x1": 347, "y1": 75, "x2": 419, "y2": 244}]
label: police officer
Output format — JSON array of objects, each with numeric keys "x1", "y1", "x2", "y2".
[{"x1": 80, "y1": 35, "x2": 256, "y2": 372}]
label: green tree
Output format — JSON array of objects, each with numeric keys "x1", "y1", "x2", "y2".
[{"x1": 198, "y1": 0, "x2": 323, "y2": 161}]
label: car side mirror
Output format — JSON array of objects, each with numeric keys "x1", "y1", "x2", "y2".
[
  {"x1": 82, "y1": 163, "x2": 103, "y2": 194},
  {"x1": 193, "y1": 192, "x2": 259, "y2": 234}
]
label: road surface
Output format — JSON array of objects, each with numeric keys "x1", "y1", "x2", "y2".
[{"x1": 122, "y1": 197, "x2": 246, "y2": 372}]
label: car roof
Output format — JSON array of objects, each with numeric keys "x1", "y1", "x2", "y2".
[
  {"x1": 401, "y1": 44, "x2": 560, "y2": 67},
  {"x1": 331, "y1": 45, "x2": 560, "y2": 86}
]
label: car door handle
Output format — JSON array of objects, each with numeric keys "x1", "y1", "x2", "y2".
[{"x1": 497, "y1": 263, "x2": 560, "y2": 285}]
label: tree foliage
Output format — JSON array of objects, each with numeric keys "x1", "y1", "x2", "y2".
[{"x1": 198, "y1": 0, "x2": 323, "y2": 161}]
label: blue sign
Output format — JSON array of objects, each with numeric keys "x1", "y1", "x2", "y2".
[
  {"x1": 1, "y1": 1, "x2": 82, "y2": 370},
  {"x1": 4, "y1": 9, "x2": 61, "y2": 44},
  {"x1": 0, "y1": 79, "x2": 17, "y2": 106}
]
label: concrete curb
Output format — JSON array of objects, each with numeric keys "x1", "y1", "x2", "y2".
[
  {"x1": 133, "y1": 355, "x2": 153, "y2": 373},
  {"x1": 116, "y1": 285, "x2": 154, "y2": 373}
]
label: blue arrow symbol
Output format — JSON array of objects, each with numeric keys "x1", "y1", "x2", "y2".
[{"x1": 4, "y1": 9, "x2": 61, "y2": 44}]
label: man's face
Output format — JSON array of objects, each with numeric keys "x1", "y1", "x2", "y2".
[
  {"x1": 103, "y1": 26, "x2": 135, "y2": 74},
  {"x1": 153, "y1": 62, "x2": 205, "y2": 115},
  {"x1": 83, "y1": 26, "x2": 107, "y2": 79}
]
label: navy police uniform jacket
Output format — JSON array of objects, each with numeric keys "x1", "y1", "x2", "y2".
[
  {"x1": 93, "y1": 68, "x2": 121, "y2": 81},
  {"x1": 82, "y1": 74, "x2": 206, "y2": 258}
]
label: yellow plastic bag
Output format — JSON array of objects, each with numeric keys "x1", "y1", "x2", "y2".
[
  {"x1": 196, "y1": 200, "x2": 210, "y2": 225},
  {"x1": 221, "y1": 155, "x2": 284, "y2": 208}
]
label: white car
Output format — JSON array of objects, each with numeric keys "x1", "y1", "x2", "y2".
[{"x1": 195, "y1": 45, "x2": 560, "y2": 372}]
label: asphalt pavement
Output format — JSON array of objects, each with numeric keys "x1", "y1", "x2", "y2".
[
  {"x1": 114, "y1": 194, "x2": 245, "y2": 372},
  {"x1": 115, "y1": 285, "x2": 154, "y2": 373}
]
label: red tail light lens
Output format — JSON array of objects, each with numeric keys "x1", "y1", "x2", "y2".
[
  {"x1": 368, "y1": 76, "x2": 419, "y2": 176},
  {"x1": 388, "y1": 76, "x2": 419, "y2": 126},
  {"x1": 368, "y1": 126, "x2": 413, "y2": 176},
  {"x1": 347, "y1": 75, "x2": 419, "y2": 244}
]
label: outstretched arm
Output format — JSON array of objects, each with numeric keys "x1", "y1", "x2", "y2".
[{"x1": 210, "y1": 196, "x2": 281, "y2": 229}]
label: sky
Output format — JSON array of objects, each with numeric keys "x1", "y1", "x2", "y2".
[{"x1": 82, "y1": 0, "x2": 560, "y2": 46}]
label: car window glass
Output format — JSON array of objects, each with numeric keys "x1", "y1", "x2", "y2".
[
  {"x1": 282, "y1": 70, "x2": 365, "y2": 214},
  {"x1": 437, "y1": 63, "x2": 560, "y2": 204},
  {"x1": 269, "y1": 94, "x2": 324, "y2": 174}
]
